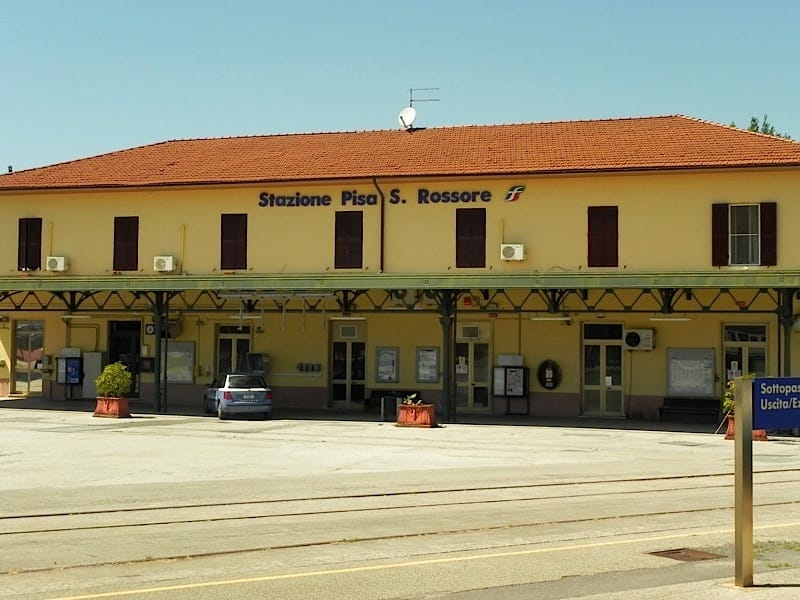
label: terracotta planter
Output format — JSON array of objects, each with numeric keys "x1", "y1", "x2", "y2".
[
  {"x1": 396, "y1": 403, "x2": 437, "y2": 428},
  {"x1": 93, "y1": 397, "x2": 131, "y2": 418},
  {"x1": 724, "y1": 414, "x2": 767, "y2": 441}
]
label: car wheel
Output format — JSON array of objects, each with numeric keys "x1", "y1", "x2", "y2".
[
  {"x1": 217, "y1": 402, "x2": 227, "y2": 420},
  {"x1": 203, "y1": 399, "x2": 213, "y2": 415}
]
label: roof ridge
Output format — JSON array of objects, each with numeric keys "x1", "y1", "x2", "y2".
[
  {"x1": 3, "y1": 115, "x2": 799, "y2": 188},
  {"x1": 158, "y1": 114, "x2": 686, "y2": 143}
]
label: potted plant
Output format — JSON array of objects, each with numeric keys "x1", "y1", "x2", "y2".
[
  {"x1": 721, "y1": 375, "x2": 767, "y2": 440},
  {"x1": 396, "y1": 393, "x2": 438, "y2": 428},
  {"x1": 93, "y1": 361, "x2": 133, "y2": 418}
]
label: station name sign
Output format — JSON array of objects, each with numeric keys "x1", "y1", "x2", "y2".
[
  {"x1": 258, "y1": 186, "x2": 524, "y2": 208},
  {"x1": 753, "y1": 377, "x2": 800, "y2": 429}
]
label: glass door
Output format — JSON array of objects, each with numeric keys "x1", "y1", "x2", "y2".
[
  {"x1": 582, "y1": 324, "x2": 624, "y2": 417},
  {"x1": 455, "y1": 329, "x2": 491, "y2": 412},
  {"x1": 330, "y1": 322, "x2": 365, "y2": 409},
  {"x1": 217, "y1": 326, "x2": 251, "y2": 376},
  {"x1": 723, "y1": 324, "x2": 767, "y2": 383},
  {"x1": 14, "y1": 320, "x2": 44, "y2": 395}
]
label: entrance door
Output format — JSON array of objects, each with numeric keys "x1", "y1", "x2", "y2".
[
  {"x1": 723, "y1": 324, "x2": 767, "y2": 383},
  {"x1": 109, "y1": 321, "x2": 141, "y2": 396},
  {"x1": 217, "y1": 326, "x2": 251, "y2": 375},
  {"x1": 331, "y1": 322, "x2": 365, "y2": 409},
  {"x1": 582, "y1": 324, "x2": 624, "y2": 417},
  {"x1": 455, "y1": 324, "x2": 490, "y2": 412},
  {"x1": 14, "y1": 320, "x2": 44, "y2": 395}
]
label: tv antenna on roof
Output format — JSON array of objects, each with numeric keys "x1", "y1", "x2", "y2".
[
  {"x1": 398, "y1": 87, "x2": 439, "y2": 130},
  {"x1": 409, "y1": 87, "x2": 439, "y2": 107}
]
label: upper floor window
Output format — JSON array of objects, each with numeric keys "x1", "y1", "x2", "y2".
[
  {"x1": 221, "y1": 214, "x2": 248, "y2": 270},
  {"x1": 113, "y1": 216, "x2": 139, "y2": 271},
  {"x1": 456, "y1": 208, "x2": 485, "y2": 268},
  {"x1": 587, "y1": 206, "x2": 618, "y2": 267},
  {"x1": 334, "y1": 211, "x2": 363, "y2": 269},
  {"x1": 18, "y1": 217, "x2": 42, "y2": 272},
  {"x1": 712, "y1": 202, "x2": 776, "y2": 266}
]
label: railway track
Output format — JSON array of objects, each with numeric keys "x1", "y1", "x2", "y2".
[{"x1": 3, "y1": 468, "x2": 800, "y2": 576}]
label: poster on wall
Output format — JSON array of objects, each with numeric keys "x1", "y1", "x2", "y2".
[
  {"x1": 667, "y1": 347, "x2": 715, "y2": 397},
  {"x1": 416, "y1": 346, "x2": 440, "y2": 383},
  {"x1": 376, "y1": 347, "x2": 399, "y2": 383},
  {"x1": 160, "y1": 341, "x2": 195, "y2": 383}
]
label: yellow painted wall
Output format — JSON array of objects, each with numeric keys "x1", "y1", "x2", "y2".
[
  {"x1": 3, "y1": 168, "x2": 799, "y2": 275},
  {"x1": 2, "y1": 167, "x2": 799, "y2": 414}
]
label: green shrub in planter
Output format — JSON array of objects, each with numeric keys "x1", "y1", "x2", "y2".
[
  {"x1": 95, "y1": 362, "x2": 133, "y2": 398},
  {"x1": 721, "y1": 373, "x2": 755, "y2": 416}
]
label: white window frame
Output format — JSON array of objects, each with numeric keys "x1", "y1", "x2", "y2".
[{"x1": 729, "y1": 204, "x2": 760, "y2": 266}]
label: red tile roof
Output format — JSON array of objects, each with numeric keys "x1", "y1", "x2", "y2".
[{"x1": 2, "y1": 115, "x2": 800, "y2": 190}]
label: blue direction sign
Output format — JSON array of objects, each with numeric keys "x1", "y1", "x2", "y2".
[{"x1": 753, "y1": 377, "x2": 800, "y2": 429}]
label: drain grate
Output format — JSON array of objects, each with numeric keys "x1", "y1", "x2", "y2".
[{"x1": 649, "y1": 548, "x2": 725, "y2": 562}]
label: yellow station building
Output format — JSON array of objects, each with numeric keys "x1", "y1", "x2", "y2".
[{"x1": 2, "y1": 115, "x2": 800, "y2": 423}]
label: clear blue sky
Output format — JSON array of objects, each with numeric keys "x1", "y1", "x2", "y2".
[{"x1": 2, "y1": 0, "x2": 799, "y2": 171}]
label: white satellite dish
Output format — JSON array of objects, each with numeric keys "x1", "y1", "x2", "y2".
[{"x1": 398, "y1": 106, "x2": 417, "y2": 130}]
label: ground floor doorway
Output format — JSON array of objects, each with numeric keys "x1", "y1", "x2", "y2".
[
  {"x1": 14, "y1": 320, "x2": 44, "y2": 395},
  {"x1": 455, "y1": 323, "x2": 491, "y2": 412},
  {"x1": 216, "y1": 325, "x2": 251, "y2": 375},
  {"x1": 582, "y1": 323, "x2": 624, "y2": 417},
  {"x1": 330, "y1": 321, "x2": 365, "y2": 409},
  {"x1": 109, "y1": 321, "x2": 142, "y2": 397}
]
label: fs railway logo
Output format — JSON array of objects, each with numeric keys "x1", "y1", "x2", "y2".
[{"x1": 504, "y1": 185, "x2": 526, "y2": 202}]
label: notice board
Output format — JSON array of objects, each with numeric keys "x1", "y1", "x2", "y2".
[
  {"x1": 667, "y1": 348, "x2": 715, "y2": 397},
  {"x1": 160, "y1": 341, "x2": 195, "y2": 383}
]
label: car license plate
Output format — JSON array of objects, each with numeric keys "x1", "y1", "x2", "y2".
[{"x1": 243, "y1": 393, "x2": 255, "y2": 400}]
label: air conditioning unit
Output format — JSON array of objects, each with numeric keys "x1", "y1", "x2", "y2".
[
  {"x1": 500, "y1": 243, "x2": 525, "y2": 261},
  {"x1": 623, "y1": 329, "x2": 654, "y2": 350},
  {"x1": 46, "y1": 256, "x2": 68, "y2": 272},
  {"x1": 153, "y1": 255, "x2": 176, "y2": 272}
]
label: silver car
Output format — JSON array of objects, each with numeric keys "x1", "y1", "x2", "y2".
[{"x1": 204, "y1": 373, "x2": 272, "y2": 420}]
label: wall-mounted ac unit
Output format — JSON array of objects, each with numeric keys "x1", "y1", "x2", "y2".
[
  {"x1": 153, "y1": 256, "x2": 176, "y2": 272},
  {"x1": 500, "y1": 243, "x2": 525, "y2": 261},
  {"x1": 623, "y1": 329, "x2": 654, "y2": 350},
  {"x1": 46, "y1": 256, "x2": 68, "y2": 272}
]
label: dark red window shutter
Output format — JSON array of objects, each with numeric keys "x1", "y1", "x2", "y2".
[
  {"x1": 17, "y1": 217, "x2": 42, "y2": 271},
  {"x1": 221, "y1": 214, "x2": 248, "y2": 270},
  {"x1": 760, "y1": 202, "x2": 777, "y2": 266},
  {"x1": 335, "y1": 211, "x2": 363, "y2": 269},
  {"x1": 587, "y1": 206, "x2": 618, "y2": 267},
  {"x1": 113, "y1": 216, "x2": 139, "y2": 271},
  {"x1": 456, "y1": 208, "x2": 486, "y2": 268},
  {"x1": 711, "y1": 203, "x2": 729, "y2": 266}
]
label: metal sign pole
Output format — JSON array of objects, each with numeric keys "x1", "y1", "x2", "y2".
[{"x1": 734, "y1": 377, "x2": 753, "y2": 587}]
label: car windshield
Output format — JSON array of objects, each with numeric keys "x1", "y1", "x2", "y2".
[{"x1": 228, "y1": 375, "x2": 265, "y2": 388}]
